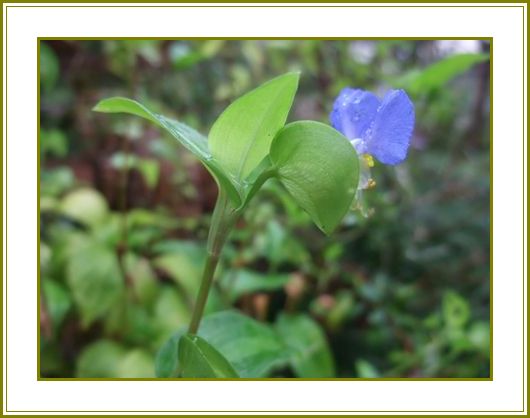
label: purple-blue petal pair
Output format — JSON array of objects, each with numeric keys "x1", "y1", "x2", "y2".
[{"x1": 330, "y1": 88, "x2": 415, "y2": 165}]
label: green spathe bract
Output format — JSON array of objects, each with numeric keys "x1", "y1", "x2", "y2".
[
  {"x1": 93, "y1": 72, "x2": 360, "y2": 378},
  {"x1": 270, "y1": 121, "x2": 359, "y2": 235}
]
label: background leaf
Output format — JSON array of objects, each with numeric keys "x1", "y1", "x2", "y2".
[
  {"x1": 115, "y1": 349, "x2": 155, "y2": 378},
  {"x1": 219, "y1": 269, "x2": 290, "y2": 302},
  {"x1": 276, "y1": 313, "x2": 335, "y2": 378},
  {"x1": 179, "y1": 334, "x2": 239, "y2": 378},
  {"x1": 152, "y1": 240, "x2": 206, "y2": 299},
  {"x1": 270, "y1": 121, "x2": 359, "y2": 234},
  {"x1": 209, "y1": 72, "x2": 299, "y2": 183},
  {"x1": 76, "y1": 340, "x2": 126, "y2": 378},
  {"x1": 42, "y1": 279, "x2": 72, "y2": 333},
  {"x1": 66, "y1": 243, "x2": 124, "y2": 327},
  {"x1": 395, "y1": 53, "x2": 489, "y2": 95},
  {"x1": 59, "y1": 188, "x2": 109, "y2": 228},
  {"x1": 40, "y1": 42, "x2": 59, "y2": 92}
]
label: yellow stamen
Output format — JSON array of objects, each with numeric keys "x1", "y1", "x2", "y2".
[
  {"x1": 367, "y1": 179, "x2": 377, "y2": 189},
  {"x1": 363, "y1": 154, "x2": 375, "y2": 168}
]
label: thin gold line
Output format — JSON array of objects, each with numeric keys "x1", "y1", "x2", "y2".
[
  {"x1": 36, "y1": 36, "x2": 494, "y2": 40},
  {"x1": 36, "y1": 38, "x2": 41, "y2": 380},
  {"x1": 0, "y1": 4, "x2": 4, "y2": 415},
  {"x1": 5, "y1": 4, "x2": 8, "y2": 413},
  {"x1": 5, "y1": 4, "x2": 527, "y2": 7},
  {"x1": 3, "y1": 0, "x2": 528, "y2": 3},
  {"x1": 488, "y1": 39, "x2": 493, "y2": 378},
  {"x1": 521, "y1": 8, "x2": 528, "y2": 409},
  {"x1": 5, "y1": 410, "x2": 526, "y2": 414},
  {"x1": 37, "y1": 377, "x2": 493, "y2": 382}
]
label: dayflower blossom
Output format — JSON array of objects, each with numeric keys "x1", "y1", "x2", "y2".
[{"x1": 330, "y1": 88, "x2": 415, "y2": 166}]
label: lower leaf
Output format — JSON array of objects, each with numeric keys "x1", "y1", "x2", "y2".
[{"x1": 178, "y1": 334, "x2": 239, "y2": 378}]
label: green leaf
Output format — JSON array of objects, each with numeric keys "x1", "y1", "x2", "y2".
[
  {"x1": 198, "y1": 310, "x2": 289, "y2": 377},
  {"x1": 123, "y1": 253, "x2": 160, "y2": 307},
  {"x1": 157, "y1": 311, "x2": 289, "y2": 378},
  {"x1": 219, "y1": 269, "x2": 291, "y2": 302},
  {"x1": 93, "y1": 97, "x2": 241, "y2": 205},
  {"x1": 171, "y1": 40, "x2": 224, "y2": 69},
  {"x1": 42, "y1": 278, "x2": 72, "y2": 333},
  {"x1": 443, "y1": 291, "x2": 470, "y2": 330},
  {"x1": 355, "y1": 359, "x2": 380, "y2": 378},
  {"x1": 396, "y1": 53, "x2": 489, "y2": 95},
  {"x1": 66, "y1": 243, "x2": 124, "y2": 327},
  {"x1": 276, "y1": 313, "x2": 335, "y2": 378},
  {"x1": 209, "y1": 72, "x2": 299, "y2": 183},
  {"x1": 270, "y1": 121, "x2": 359, "y2": 235},
  {"x1": 76, "y1": 340, "x2": 127, "y2": 378},
  {"x1": 40, "y1": 128, "x2": 68, "y2": 159},
  {"x1": 155, "y1": 330, "x2": 185, "y2": 378},
  {"x1": 40, "y1": 42, "x2": 59, "y2": 91},
  {"x1": 179, "y1": 334, "x2": 239, "y2": 378},
  {"x1": 153, "y1": 286, "x2": 191, "y2": 338},
  {"x1": 110, "y1": 152, "x2": 160, "y2": 189},
  {"x1": 116, "y1": 349, "x2": 155, "y2": 378},
  {"x1": 59, "y1": 188, "x2": 109, "y2": 228},
  {"x1": 152, "y1": 241, "x2": 206, "y2": 299}
]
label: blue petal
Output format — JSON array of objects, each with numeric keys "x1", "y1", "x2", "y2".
[
  {"x1": 365, "y1": 89, "x2": 414, "y2": 165},
  {"x1": 330, "y1": 88, "x2": 380, "y2": 144}
]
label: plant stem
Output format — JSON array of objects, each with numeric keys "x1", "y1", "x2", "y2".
[
  {"x1": 187, "y1": 189, "x2": 236, "y2": 334},
  {"x1": 187, "y1": 252, "x2": 220, "y2": 334}
]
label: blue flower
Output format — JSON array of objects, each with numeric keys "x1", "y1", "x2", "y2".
[{"x1": 330, "y1": 88, "x2": 415, "y2": 165}]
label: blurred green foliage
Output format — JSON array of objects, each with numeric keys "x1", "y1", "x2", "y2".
[{"x1": 39, "y1": 40, "x2": 490, "y2": 378}]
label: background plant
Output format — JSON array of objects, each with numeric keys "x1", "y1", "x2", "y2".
[{"x1": 39, "y1": 40, "x2": 490, "y2": 378}]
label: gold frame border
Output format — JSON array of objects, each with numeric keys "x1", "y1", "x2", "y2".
[{"x1": 1, "y1": 1, "x2": 525, "y2": 415}]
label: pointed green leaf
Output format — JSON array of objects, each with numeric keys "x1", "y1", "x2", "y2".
[
  {"x1": 270, "y1": 121, "x2": 359, "y2": 235},
  {"x1": 209, "y1": 72, "x2": 299, "y2": 182},
  {"x1": 198, "y1": 310, "x2": 289, "y2": 377},
  {"x1": 179, "y1": 334, "x2": 239, "y2": 378},
  {"x1": 155, "y1": 330, "x2": 185, "y2": 378},
  {"x1": 157, "y1": 310, "x2": 289, "y2": 378},
  {"x1": 276, "y1": 313, "x2": 335, "y2": 378},
  {"x1": 93, "y1": 97, "x2": 241, "y2": 205}
]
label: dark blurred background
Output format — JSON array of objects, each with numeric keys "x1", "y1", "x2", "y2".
[{"x1": 39, "y1": 39, "x2": 491, "y2": 378}]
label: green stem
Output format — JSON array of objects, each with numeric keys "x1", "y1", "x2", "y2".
[
  {"x1": 187, "y1": 189, "x2": 236, "y2": 334},
  {"x1": 187, "y1": 252, "x2": 220, "y2": 334}
]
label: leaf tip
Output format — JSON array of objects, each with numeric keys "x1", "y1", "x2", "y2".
[
  {"x1": 319, "y1": 223, "x2": 335, "y2": 236},
  {"x1": 286, "y1": 70, "x2": 301, "y2": 84},
  {"x1": 92, "y1": 99, "x2": 107, "y2": 113}
]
